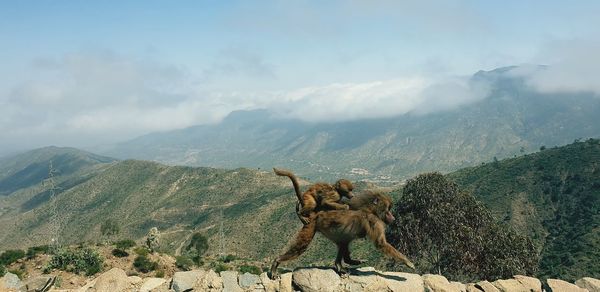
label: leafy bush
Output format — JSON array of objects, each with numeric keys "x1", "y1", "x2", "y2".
[
  {"x1": 133, "y1": 255, "x2": 158, "y2": 273},
  {"x1": 213, "y1": 263, "x2": 229, "y2": 273},
  {"x1": 387, "y1": 173, "x2": 538, "y2": 281},
  {"x1": 112, "y1": 248, "x2": 129, "y2": 258},
  {"x1": 46, "y1": 247, "x2": 103, "y2": 276},
  {"x1": 186, "y1": 233, "x2": 209, "y2": 264},
  {"x1": 0, "y1": 249, "x2": 26, "y2": 266},
  {"x1": 133, "y1": 247, "x2": 149, "y2": 256},
  {"x1": 239, "y1": 264, "x2": 261, "y2": 275},
  {"x1": 0, "y1": 264, "x2": 5, "y2": 277},
  {"x1": 115, "y1": 239, "x2": 136, "y2": 249},
  {"x1": 26, "y1": 245, "x2": 50, "y2": 259},
  {"x1": 175, "y1": 256, "x2": 194, "y2": 271}
]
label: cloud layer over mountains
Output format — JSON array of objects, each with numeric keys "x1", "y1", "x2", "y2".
[{"x1": 1, "y1": 43, "x2": 599, "y2": 153}]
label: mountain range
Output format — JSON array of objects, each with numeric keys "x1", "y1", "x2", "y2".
[
  {"x1": 1, "y1": 139, "x2": 599, "y2": 280},
  {"x1": 104, "y1": 66, "x2": 600, "y2": 182}
]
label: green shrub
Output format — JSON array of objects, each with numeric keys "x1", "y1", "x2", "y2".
[
  {"x1": 133, "y1": 247, "x2": 149, "y2": 256},
  {"x1": 47, "y1": 247, "x2": 103, "y2": 276},
  {"x1": 239, "y1": 265, "x2": 261, "y2": 275},
  {"x1": 112, "y1": 248, "x2": 129, "y2": 258},
  {"x1": 175, "y1": 256, "x2": 194, "y2": 271},
  {"x1": 26, "y1": 245, "x2": 50, "y2": 259},
  {"x1": 0, "y1": 249, "x2": 26, "y2": 266},
  {"x1": 186, "y1": 233, "x2": 208, "y2": 264},
  {"x1": 133, "y1": 255, "x2": 158, "y2": 273},
  {"x1": 115, "y1": 239, "x2": 136, "y2": 249},
  {"x1": 213, "y1": 263, "x2": 229, "y2": 273},
  {"x1": 155, "y1": 269, "x2": 165, "y2": 278},
  {"x1": 0, "y1": 264, "x2": 5, "y2": 277},
  {"x1": 220, "y1": 254, "x2": 237, "y2": 263}
]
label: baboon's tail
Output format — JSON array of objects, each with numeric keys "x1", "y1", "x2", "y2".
[{"x1": 273, "y1": 168, "x2": 302, "y2": 202}]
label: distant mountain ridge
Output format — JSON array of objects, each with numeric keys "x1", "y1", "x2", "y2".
[{"x1": 105, "y1": 66, "x2": 600, "y2": 181}]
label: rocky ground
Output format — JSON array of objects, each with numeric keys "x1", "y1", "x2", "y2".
[{"x1": 1, "y1": 266, "x2": 599, "y2": 292}]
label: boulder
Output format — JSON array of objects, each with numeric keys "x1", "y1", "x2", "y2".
[
  {"x1": 547, "y1": 279, "x2": 589, "y2": 292},
  {"x1": 260, "y1": 272, "x2": 279, "y2": 292},
  {"x1": 493, "y1": 278, "x2": 529, "y2": 291},
  {"x1": 238, "y1": 272, "x2": 260, "y2": 289},
  {"x1": 127, "y1": 275, "x2": 143, "y2": 286},
  {"x1": 279, "y1": 272, "x2": 293, "y2": 292},
  {"x1": 194, "y1": 270, "x2": 223, "y2": 291},
  {"x1": 476, "y1": 280, "x2": 501, "y2": 292},
  {"x1": 90, "y1": 268, "x2": 129, "y2": 292},
  {"x1": 423, "y1": 274, "x2": 462, "y2": 292},
  {"x1": 576, "y1": 278, "x2": 600, "y2": 292},
  {"x1": 345, "y1": 267, "x2": 388, "y2": 292},
  {"x1": 140, "y1": 277, "x2": 167, "y2": 292},
  {"x1": 21, "y1": 275, "x2": 55, "y2": 292},
  {"x1": 466, "y1": 283, "x2": 482, "y2": 292},
  {"x1": 513, "y1": 275, "x2": 542, "y2": 292},
  {"x1": 2, "y1": 272, "x2": 22, "y2": 290},
  {"x1": 381, "y1": 271, "x2": 424, "y2": 292},
  {"x1": 172, "y1": 270, "x2": 203, "y2": 292},
  {"x1": 450, "y1": 281, "x2": 467, "y2": 292},
  {"x1": 292, "y1": 268, "x2": 341, "y2": 292},
  {"x1": 221, "y1": 271, "x2": 243, "y2": 292}
]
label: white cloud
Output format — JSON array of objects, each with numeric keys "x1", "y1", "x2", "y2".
[
  {"x1": 269, "y1": 76, "x2": 490, "y2": 121},
  {"x1": 510, "y1": 40, "x2": 600, "y2": 94},
  {"x1": 0, "y1": 50, "x2": 491, "y2": 151}
]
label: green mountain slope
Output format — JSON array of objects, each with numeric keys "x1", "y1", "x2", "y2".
[
  {"x1": 449, "y1": 139, "x2": 600, "y2": 280},
  {"x1": 106, "y1": 66, "x2": 600, "y2": 182}
]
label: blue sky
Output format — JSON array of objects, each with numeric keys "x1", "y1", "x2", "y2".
[{"x1": 1, "y1": 1, "x2": 599, "y2": 151}]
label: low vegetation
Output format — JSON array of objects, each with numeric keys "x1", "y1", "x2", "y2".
[
  {"x1": 133, "y1": 255, "x2": 158, "y2": 273},
  {"x1": 46, "y1": 247, "x2": 103, "y2": 276}
]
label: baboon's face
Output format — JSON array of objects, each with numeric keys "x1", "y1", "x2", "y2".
[
  {"x1": 372, "y1": 194, "x2": 394, "y2": 224},
  {"x1": 336, "y1": 179, "x2": 354, "y2": 198}
]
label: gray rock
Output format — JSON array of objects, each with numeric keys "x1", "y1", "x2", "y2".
[
  {"x1": 238, "y1": 272, "x2": 260, "y2": 288},
  {"x1": 292, "y1": 268, "x2": 341, "y2": 292},
  {"x1": 576, "y1": 277, "x2": 600, "y2": 292},
  {"x1": 140, "y1": 277, "x2": 167, "y2": 292},
  {"x1": 2, "y1": 272, "x2": 22, "y2": 289},
  {"x1": 172, "y1": 270, "x2": 203, "y2": 292},
  {"x1": 221, "y1": 271, "x2": 243, "y2": 292},
  {"x1": 21, "y1": 275, "x2": 54, "y2": 292},
  {"x1": 547, "y1": 279, "x2": 589, "y2": 292}
]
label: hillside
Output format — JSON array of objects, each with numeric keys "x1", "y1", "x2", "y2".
[
  {"x1": 105, "y1": 66, "x2": 600, "y2": 181},
  {"x1": 0, "y1": 150, "x2": 385, "y2": 269},
  {"x1": 449, "y1": 138, "x2": 600, "y2": 280}
]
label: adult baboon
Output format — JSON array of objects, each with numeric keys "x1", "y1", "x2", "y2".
[
  {"x1": 273, "y1": 168, "x2": 354, "y2": 225},
  {"x1": 269, "y1": 190, "x2": 415, "y2": 278}
]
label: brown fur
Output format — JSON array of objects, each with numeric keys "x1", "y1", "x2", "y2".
[
  {"x1": 273, "y1": 168, "x2": 354, "y2": 225},
  {"x1": 269, "y1": 190, "x2": 415, "y2": 278}
]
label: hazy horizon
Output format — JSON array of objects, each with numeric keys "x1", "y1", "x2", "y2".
[{"x1": 2, "y1": 1, "x2": 600, "y2": 153}]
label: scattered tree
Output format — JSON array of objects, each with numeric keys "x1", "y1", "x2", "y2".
[{"x1": 186, "y1": 233, "x2": 209, "y2": 264}]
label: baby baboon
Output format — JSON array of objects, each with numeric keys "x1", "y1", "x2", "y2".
[
  {"x1": 269, "y1": 191, "x2": 415, "y2": 278},
  {"x1": 273, "y1": 168, "x2": 354, "y2": 225}
]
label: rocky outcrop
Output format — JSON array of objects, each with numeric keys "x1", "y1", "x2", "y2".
[{"x1": 3, "y1": 266, "x2": 599, "y2": 292}]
